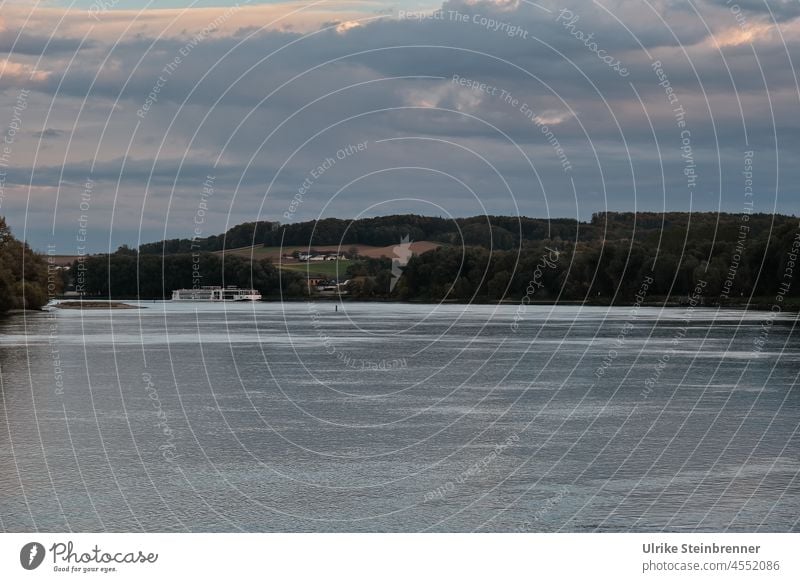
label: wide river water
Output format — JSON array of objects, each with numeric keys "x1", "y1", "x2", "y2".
[{"x1": 0, "y1": 302, "x2": 797, "y2": 532}]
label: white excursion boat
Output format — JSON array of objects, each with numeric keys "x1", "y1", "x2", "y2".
[{"x1": 171, "y1": 286, "x2": 262, "y2": 302}]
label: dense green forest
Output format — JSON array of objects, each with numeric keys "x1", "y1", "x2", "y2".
[
  {"x1": 76, "y1": 212, "x2": 800, "y2": 305},
  {"x1": 137, "y1": 214, "x2": 602, "y2": 252},
  {"x1": 137, "y1": 212, "x2": 797, "y2": 252},
  {"x1": 0, "y1": 216, "x2": 53, "y2": 312},
  {"x1": 138, "y1": 221, "x2": 278, "y2": 254},
  {"x1": 76, "y1": 252, "x2": 307, "y2": 299}
]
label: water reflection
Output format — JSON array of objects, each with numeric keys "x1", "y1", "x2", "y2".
[{"x1": 0, "y1": 303, "x2": 798, "y2": 532}]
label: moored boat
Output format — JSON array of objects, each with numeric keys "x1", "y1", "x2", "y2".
[{"x1": 171, "y1": 286, "x2": 261, "y2": 301}]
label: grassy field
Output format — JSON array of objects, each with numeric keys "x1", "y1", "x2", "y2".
[
  {"x1": 278, "y1": 260, "x2": 352, "y2": 278},
  {"x1": 219, "y1": 244, "x2": 373, "y2": 261},
  {"x1": 216, "y1": 241, "x2": 442, "y2": 279},
  {"x1": 219, "y1": 241, "x2": 441, "y2": 261}
]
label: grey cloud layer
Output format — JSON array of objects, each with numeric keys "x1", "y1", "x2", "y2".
[{"x1": 0, "y1": 0, "x2": 797, "y2": 251}]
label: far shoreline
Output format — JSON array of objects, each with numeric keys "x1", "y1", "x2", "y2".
[
  {"x1": 35, "y1": 296, "x2": 799, "y2": 313},
  {"x1": 53, "y1": 301, "x2": 142, "y2": 310}
]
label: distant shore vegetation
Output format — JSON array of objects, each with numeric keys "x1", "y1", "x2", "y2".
[
  {"x1": 5, "y1": 212, "x2": 800, "y2": 309},
  {"x1": 0, "y1": 216, "x2": 54, "y2": 313}
]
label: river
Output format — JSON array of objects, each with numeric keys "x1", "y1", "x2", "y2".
[{"x1": 0, "y1": 302, "x2": 797, "y2": 531}]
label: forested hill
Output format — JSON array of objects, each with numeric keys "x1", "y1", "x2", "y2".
[
  {"x1": 137, "y1": 212, "x2": 798, "y2": 254},
  {"x1": 0, "y1": 216, "x2": 53, "y2": 313},
  {"x1": 81, "y1": 211, "x2": 799, "y2": 304}
]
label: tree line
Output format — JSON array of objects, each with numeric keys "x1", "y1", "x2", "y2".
[
  {"x1": 343, "y1": 213, "x2": 800, "y2": 303},
  {"x1": 74, "y1": 252, "x2": 307, "y2": 299},
  {"x1": 11, "y1": 211, "x2": 800, "y2": 305},
  {"x1": 138, "y1": 221, "x2": 278, "y2": 254},
  {"x1": 0, "y1": 216, "x2": 53, "y2": 313},
  {"x1": 137, "y1": 212, "x2": 798, "y2": 253}
]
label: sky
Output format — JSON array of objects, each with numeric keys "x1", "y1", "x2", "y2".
[{"x1": 0, "y1": 0, "x2": 798, "y2": 252}]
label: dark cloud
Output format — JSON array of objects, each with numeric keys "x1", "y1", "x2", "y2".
[
  {"x1": 704, "y1": 0, "x2": 800, "y2": 22},
  {"x1": 0, "y1": 33, "x2": 91, "y2": 56},
  {"x1": 31, "y1": 128, "x2": 66, "y2": 139},
  {"x1": 1, "y1": 0, "x2": 797, "y2": 252}
]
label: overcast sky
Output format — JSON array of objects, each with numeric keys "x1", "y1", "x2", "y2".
[{"x1": 1, "y1": 0, "x2": 798, "y2": 252}]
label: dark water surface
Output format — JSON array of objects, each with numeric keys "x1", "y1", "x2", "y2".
[{"x1": 1, "y1": 302, "x2": 798, "y2": 532}]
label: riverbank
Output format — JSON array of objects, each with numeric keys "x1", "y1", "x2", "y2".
[
  {"x1": 54, "y1": 301, "x2": 141, "y2": 310},
  {"x1": 48, "y1": 296, "x2": 799, "y2": 312},
  {"x1": 279, "y1": 295, "x2": 800, "y2": 312}
]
